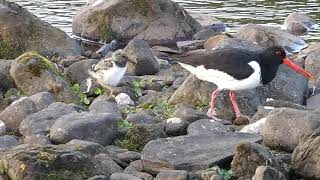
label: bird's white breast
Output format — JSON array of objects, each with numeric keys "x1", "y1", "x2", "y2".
[{"x1": 178, "y1": 61, "x2": 261, "y2": 91}]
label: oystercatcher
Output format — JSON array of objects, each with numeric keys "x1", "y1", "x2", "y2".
[
  {"x1": 177, "y1": 46, "x2": 313, "y2": 121},
  {"x1": 86, "y1": 50, "x2": 130, "y2": 92}
]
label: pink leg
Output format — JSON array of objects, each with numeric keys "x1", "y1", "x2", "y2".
[
  {"x1": 207, "y1": 89, "x2": 220, "y2": 118},
  {"x1": 229, "y1": 91, "x2": 242, "y2": 118}
]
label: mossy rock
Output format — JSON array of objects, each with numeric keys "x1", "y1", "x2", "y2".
[
  {"x1": 0, "y1": 145, "x2": 103, "y2": 180},
  {"x1": 10, "y1": 51, "x2": 79, "y2": 104}
]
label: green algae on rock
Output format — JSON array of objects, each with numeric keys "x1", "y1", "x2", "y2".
[{"x1": 10, "y1": 51, "x2": 79, "y2": 104}]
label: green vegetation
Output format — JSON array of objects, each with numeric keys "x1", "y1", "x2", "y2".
[
  {"x1": 129, "y1": 0, "x2": 150, "y2": 16},
  {"x1": 16, "y1": 51, "x2": 60, "y2": 77},
  {"x1": 132, "y1": 80, "x2": 147, "y2": 97},
  {"x1": 42, "y1": 168, "x2": 92, "y2": 180},
  {"x1": 117, "y1": 119, "x2": 133, "y2": 130},
  {"x1": 37, "y1": 151, "x2": 58, "y2": 168},
  {"x1": 72, "y1": 84, "x2": 90, "y2": 105},
  {"x1": 116, "y1": 124, "x2": 149, "y2": 152},
  {"x1": 0, "y1": 163, "x2": 10, "y2": 180},
  {"x1": 93, "y1": 87, "x2": 105, "y2": 96},
  {"x1": 142, "y1": 98, "x2": 175, "y2": 119},
  {"x1": 211, "y1": 166, "x2": 234, "y2": 180},
  {"x1": 196, "y1": 98, "x2": 210, "y2": 112}
]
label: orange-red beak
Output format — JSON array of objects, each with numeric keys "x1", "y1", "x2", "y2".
[{"x1": 283, "y1": 58, "x2": 314, "y2": 80}]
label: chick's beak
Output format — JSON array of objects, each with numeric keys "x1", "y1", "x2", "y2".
[{"x1": 283, "y1": 57, "x2": 314, "y2": 80}]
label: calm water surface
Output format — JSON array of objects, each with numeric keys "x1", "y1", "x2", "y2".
[{"x1": 14, "y1": 0, "x2": 320, "y2": 42}]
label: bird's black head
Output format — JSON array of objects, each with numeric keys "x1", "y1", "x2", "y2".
[{"x1": 260, "y1": 46, "x2": 287, "y2": 66}]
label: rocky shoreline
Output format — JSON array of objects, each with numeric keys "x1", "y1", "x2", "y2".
[{"x1": 1, "y1": 0, "x2": 320, "y2": 180}]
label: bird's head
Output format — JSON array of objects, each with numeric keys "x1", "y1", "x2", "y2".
[
  {"x1": 112, "y1": 50, "x2": 130, "y2": 68},
  {"x1": 261, "y1": 46, "x2": 313, "y2": 80}
]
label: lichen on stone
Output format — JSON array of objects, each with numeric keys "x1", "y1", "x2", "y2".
[
  {"x1": 116, "y1": 125, "x2": 150, "y2": 152},
  {"x1": 15, "y1": 51, "x2": 61, "y2": 77}
]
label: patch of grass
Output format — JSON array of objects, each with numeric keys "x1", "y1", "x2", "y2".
[
  {"x1": 42, "y1": 168, "x2": 92, "y2": 180},
  {"x1": 142, "y1": 98, "x2": 175, "y2": 119},
  {"x1": 116, "y1": 124, "x2": 149, "y2": 152},
  {"x1": 210, "y1": 166, "x2": 234, "y2": 180},
  {"x1": 93, "y1": 87, "x2": 105, "y2": 96},
  {"x1": 196, "y1": 98, "x2": 210, "y2": 112},
  {"x1": 123, "y1": 106, "x2": 137, "y2": 116},
  {"x1": 72, "y1": 84, "x2": 90, "y2": 105},
  {"x1": 37, "y1": 151, "x2": 58, "y2": 168},
  {"x1": 132, "y1": 80, "x2": 147, "y2": 98},
  {"x1": 117, "y1": 119, "x2": 133, "y2": 130},
  {"x1": 0, "y1": 163, "x2": 10, "y2": 180}
]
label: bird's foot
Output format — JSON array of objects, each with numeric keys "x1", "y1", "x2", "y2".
[{"x1": 233, "y1": 115, "x2": 250, "y2": 125}]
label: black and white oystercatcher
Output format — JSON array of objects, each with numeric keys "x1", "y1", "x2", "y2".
[{"x1": 177, "y1": 46, "x2": 313, "y2": 121}]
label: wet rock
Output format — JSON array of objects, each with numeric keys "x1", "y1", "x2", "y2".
[
  {"x1": 125, "y1": 39, "x2": 160, "y2": 75},
  {"x1": 235, "y1": 24, "x2": 306, "y2": 53},
  {"x1": 173, "y1": 106, "x2": 208, "y2": 123},
  {"x1": 89, "y1": 95, "x2": 122, "y2": 116},
  {"x1": 155, "y1": 170, "x2": 188, "y2": 180},
  {"x1": 190, "y1": 13, "x2": 223, "y2": 28},
  {"x1": 10, "y1": 52, "x2": 78, "y2": 103},
  {"x1": 142, "y1": 132, "x2": 261, "y2": 171},
  {"x1": 176, "y1": 40, "x2": 205, "y2": 52},
  {"x1": 291, "y1": 128, "x2": 320, "y2": 179},
  {"x1": 193, "y1": 29, "x2": 221, "y2": 40},
  {"x1": 240, "y1": 118, "x2": 267, "y2": 135},
  {"x1": 284, "y1": 12, "x2": 317, "y2": 36},
  {"x1": 215, "y1": 38, "x2": 263, "y2": 51},
  {"x1": 66, "y1": 59, "x2": 100, "y2": 84},
  {"x1": 307, "y1": 93, "x2": 320, "y2": 109},
  {"x1": 0, "y1": 0, "x2": 80, "y2": 59},
  {"x1": 94, "y1": 153, "x2": 123, "y2": 177},
  {"x1": 231, "y1": 143, "x2": 283, "y2": 180},
  {"x1": 66, "y1": 139, "x2": 105, "y2": 155},
  {"x1": 19, "y1": 102, "x2": 82, "y2": 141},
  {"x1": 0, "y1": 120, "x2": 5, "y2": 134},
  {"x1": 0, "y1": 60, "x2": 15, "y2": 92},
  {"x1": 262, "y1": 108, "x2": 320, "y2": 152},
  {"x1": 252, "y1": 166, "x2": 287, "y2": 180},
  {"x1": 50, "y1": 112, "x2": 120, "y2": 145},
  {"x1": 187, "y1": 119, "x2": 230, "y2": 135},
  {"x1": 0, "y1": 135, "x2": 19, "y2": 150},
  {"x1": 115, "y1": 93, "x2": 135, "y2": 106},
  {"x1": 73, "y1": 0, "x2": 201, "y2": 46},
  {"x1": 110, "y1": 173, "x2": 140, "y2": 180},
  {"x1": 165, "y1": 118, "x2": 188, "y2": 136},
  {"x1": 204, "y1": 34, "x2": 231, "y2": 50},
  {"x1": 298, "y1": 42, "x2": 320, "y2": 58},
  {"x1": 126, "y1": 113, "x2": 159, "y2": 124},
  {"x1": 0, "y1": 145, "x2": 104, "y2": 180},
  {"x1": 0, "y1": 98, "x2": 37, "y2": 132},
  {"x1": 305, "y1": 50, "x2": 320, "y2": 86},
  {"x1": 28, "y1": 91, "x2": 55, "y2": 111}
]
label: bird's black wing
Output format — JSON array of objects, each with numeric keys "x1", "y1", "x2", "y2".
[{"x1": 178, "y1": 48, "x2": 260, "y2": 80}]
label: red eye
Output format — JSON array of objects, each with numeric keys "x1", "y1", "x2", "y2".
[{"x1": 276, "y1": 51, "x2": 282, "y2": 56}]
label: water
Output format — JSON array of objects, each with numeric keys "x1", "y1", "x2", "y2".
[{"x1": 14, "y1": 0, "x2": 320, "y2": 43}]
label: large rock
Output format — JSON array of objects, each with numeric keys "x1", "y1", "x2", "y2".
[
  {"x1": 142, "y1": 132, "x2": 261, "y2": 171},
  {"x1": 0, "y1": 135, "x2": 19, "y2": 150},
  {"x1": 291, "y1": 128, "x2": 320, "y2": 179},
  {"x1": 0, "y1": 144, "x2": 105, "y2": 180},
  {"x1": 28, "y1": 91, "x2": 55, "y2": 111},
  {"x1": 124, "y1": 39, "x2": 160, "y2": 75},
  {"x1": 10, "y1": 52, "x2": 78, "y2": 103},
  {"x1": 0, "y1": 60, "x2": 15, "y2": 92},
  {"x1": 0, "y1": 0, "x2": 80, "y2": 59},
  {"x1": 252, "y1": 166, "x2": 287, "y2": 180},
  {"x1": 214, "y1": 38, "x2": 263, "y2": 51},
  {"x1": 89, "y1": 95, "x2": 122, "y2": 117},
  {"x1": 50, "y1": 112, "x2": 120, "y2": 145},
  {"x1": 73, "y1": 0, "x2": 201, "y2": 46},
  {"x1": 305, "y1": 50, "x2": 320, "y2": 86},
  {"x1": 262, "y1": 108, "x2": 320, "y2": 152},
  {"x1": 0, "y1": 98, "x2": 37, "y2": 132},
  {"x1": 66, "y1": 59, "x2": 100, "y2": 84},
  {"x1": 187, "y1": 119, "x2": 230, "y2": 135},
  {"x1": 307, "y1": 93, "x2": 320, "y2": 109},
  {"x1": 235, "y1": 24, "x2": 306, "y2": 53},
  {"x1": 284, "y1": 12, "x2": 317, "y2": 36},
  {"x1": 230, "y1": 143, "x2": 283, "y2": 180},
  {"x1": 19, "y1": 102, "x2": 83, "y2": 140}
]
